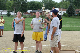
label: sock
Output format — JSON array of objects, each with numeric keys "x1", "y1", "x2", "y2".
[
  {"x1": 51, "y1": 50, "x2": 53, "y2": 53},
  {"x1": 39, "y1": 51, "x2": 42, "y2": 52}
]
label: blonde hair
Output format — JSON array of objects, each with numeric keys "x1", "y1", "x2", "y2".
[{"x1": 20, "y1": 12, "x2": 22, "y2": 15}]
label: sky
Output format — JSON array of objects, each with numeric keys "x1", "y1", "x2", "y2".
[{"x1": 27, "y1": 0, "x2": 61, "y2": 3}]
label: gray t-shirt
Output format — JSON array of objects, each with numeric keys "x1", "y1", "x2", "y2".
[
  {"x1": 50, "y1": 17, "x2": 60, "y2": 36},
  {"x1": 31, "y1": 17, "x2": 43, "y2": 32},
  {"x1": 15, "y1": 17, "x2": 23, "y2": 34}
]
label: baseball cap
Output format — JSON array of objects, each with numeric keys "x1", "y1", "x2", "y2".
[{"x1": 51, "y1": 9, "x2": 58, "y2": 13}]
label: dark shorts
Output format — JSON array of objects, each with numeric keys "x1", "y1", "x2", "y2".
[{"x1": 13, "y1": 34, "x2": 25, "y2": 42}]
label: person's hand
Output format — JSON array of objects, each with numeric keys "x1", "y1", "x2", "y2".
[
  {"x1": 39, "y1": 27, "x2": 44, "y2": 29},
  {"x1": 21, "y1": 18, "x2": 25, "y2": 21},
  {"x1": 31, "y1": 26, "x2": 34, "y2": 29},
  {"x1": 1, "y1": 21, "x2": 3, "y2": 23},
  {"x1": 51, "y1": 35, "x2": 53, "y2": 40},
  {"x1": 21, "y1": 32, "x2": 24, "y2": 37},
  {"x1": 12, "y1": 27, "x2": 13, "y2": 29},
  {"x1": 44, "y1": 19, "x2": 47, "y2": 22}
]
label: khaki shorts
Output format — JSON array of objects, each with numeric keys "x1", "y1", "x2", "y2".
[{"x1": 50, "y1": 35, "x2": 59, "y2": 47}]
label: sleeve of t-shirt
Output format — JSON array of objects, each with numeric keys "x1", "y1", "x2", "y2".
[{"x1": 52, "y1": 19, "x2": 57, "y2": 27}]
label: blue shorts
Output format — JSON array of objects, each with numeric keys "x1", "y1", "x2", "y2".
[{"x1": 0, "y1": 26, "x2": 4, "y2": 29}]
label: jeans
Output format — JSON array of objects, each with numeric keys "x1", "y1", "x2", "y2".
[{"x1": 44, "y1": 26, "x2": 48, "y2": 40}]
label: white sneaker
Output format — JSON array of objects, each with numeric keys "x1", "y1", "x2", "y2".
[{"x1": 50, "y1": 51, "x2": 53, "y2": 53}]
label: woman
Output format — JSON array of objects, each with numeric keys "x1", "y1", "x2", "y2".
[
  {"x1": 30, "y1": 12, "x2": 47, "y2": 53},
  {"x1": 13, "y1": 12, "x2": 25, "y2": 53},
  {"x1": 0, "y1": 16, "x2": 5, "y2": 37}
]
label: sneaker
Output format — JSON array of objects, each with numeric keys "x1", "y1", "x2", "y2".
[
  {"x1": 39, "y1": 51, "x2": 42, "y2": 53},
  {"x1": 44, "y1": 39, "x2": 47, "y2": 41},
  {"x1": 0, "y1": 36, "x2": 2, "y2": 37},
  {"x1": 50, "y1": 51, "x2": 53, "y2": 53},
  {"x1": 21, "y1": 51, "x2": 24, "y2": 53},
  {"x1": 13, "y1": 51, "x2": 17, "y2": 53},
  {"x1": 35, "y1": 50, "x2": 39, "y2": 53}
]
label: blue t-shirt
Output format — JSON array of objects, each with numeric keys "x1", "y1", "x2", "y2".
[
  {"x1": 14, "y1": 18, "x2": 15, "y2": 27},
  {"x1": 14, "y1": 21, "x2": 15, "y2": 27}
]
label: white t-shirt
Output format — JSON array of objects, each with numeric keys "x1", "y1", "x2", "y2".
[{"x1": 50, "y1": 17, "x2": 60, "y2": 36}]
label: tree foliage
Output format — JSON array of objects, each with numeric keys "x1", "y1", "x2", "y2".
[{"x1": 66, "y1": 3, "x2": 75, "y2": 17}]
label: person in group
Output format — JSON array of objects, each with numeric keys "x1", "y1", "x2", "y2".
[
  {"x1": 57, "y1": 14, "x2": 62, "y2": 50},
  {"x1": 30, "y1": 12, "x2": 47, "y2": 53},
  {"x1": 13, "y1": 12, "x2": 26, "y2": 53},
  {"x1": 12, "y1": 15, "x2": 17, "y2": 41},
  {"x1": 50, "y1": 9, "x2": 60, "y2": 53},
  {"x1": 44, "y1": 12, "x2": 51, "y2": 41},
  {"x1": 47, "y1": 8, "x2": 62, "y2": 51},
  {"x1": 0, "y1": 16, "x2": 5, "y2": 37}
]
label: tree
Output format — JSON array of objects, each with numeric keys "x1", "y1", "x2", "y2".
[
  {"x1": 57, "y1": 1, "x2": 70, "y2": 9},
  {"x1": 42, "y1": 0, "x2": 57, "y2": 10},
  {"x1": 27, "y1": 1, "x2": 42, "y2": 10},
  {"x1": 73, "y1": 0, "x2": 80, "y2": 9},
  {"x1": 6, "y1": 1, "x2": 14, "y2": 11},
  {"x1": 66, "y1": 3, "x2": 75, "y2": 17},
  {"x1": 20, "y1": 1, "x2": 27, "y2": 12},
  {"x1": 0, "y1": 0, "x2": 6, "y2": 10},
  {"x1": 12, "y1": 1, "x2": 21, "y2": 13}
]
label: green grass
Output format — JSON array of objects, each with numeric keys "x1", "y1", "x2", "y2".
[
  {"x1": 62, "y1": 16, "x2": 80, "y2": 31},
  {"x1": 0, "y1": 15, "x2": 80, "y2": 31}
]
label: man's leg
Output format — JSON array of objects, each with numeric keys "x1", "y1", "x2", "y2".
[
  {"x1": 0, "y1": 29, "x2": 1, "y2": 36},
  {"x1": 54, "y1": 47, "x2": 59, "y2": 53},
  {"x1": 14, "y1": 42, "x2": 18, "y2": 51},
  {"x1": 20, "y1": 42, "x2": 24, "y2": 51},
  {"x1": 58, "y1": 41, "x2": 61, "y2": 50}
]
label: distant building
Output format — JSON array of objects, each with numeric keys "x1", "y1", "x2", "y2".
[
  {"x1": 75, "y1": 9, "x2": 80, "y2": 15},
  {"x1": 0, "y1": 10, "x2": 16, "y2": 15},
  {"x1": 58, "y1": 8, "x2": 67, "y2": 15}
]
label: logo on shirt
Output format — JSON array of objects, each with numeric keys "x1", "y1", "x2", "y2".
[{"x1": 39, "y1": 20, "x2": 41, "y2": 22}]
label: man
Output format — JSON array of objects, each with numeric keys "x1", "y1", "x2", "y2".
[
  {"x1": 44, "y1": 13, "x2": 50, "y2": 41},
  {"x1": 50, "y1": 9, "x2": 60, "y2": 53},
  {"x1": 13, "y1": 12, "x2": 26, "y2": 53}
]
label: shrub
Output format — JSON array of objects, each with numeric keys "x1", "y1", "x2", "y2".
[
  {"x1": 7, "y1": 11, "x2": 11, "y2": 17},
  {"x1": 78, "y1": 12, "x2": 80, "y2": 16},
  {"x1": 63, "y1": 13, "x2": 68, "y2": 17}
]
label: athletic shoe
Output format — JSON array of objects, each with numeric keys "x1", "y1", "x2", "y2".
[
  {"x1": 21, "y1": 51, "x2": 24, "y2": 53},
  {"x1": 13, "y1": 51, "x2": 17, "y2": 53},
  {"x1": 44, "y1": 39, "x2": 47, "y2": 41},
  {"x1": 39, "y1": 51, "x2": 42, "y2": 53},
  {"x1": 50, "y1": 51, "x2": 53, "y2": 53},
  {"x1": 0, "y1": 36, "x2": 2, "y2": 37},
  {"x1": 35, "y1": 50, "x2": 39, "y2": 53}
]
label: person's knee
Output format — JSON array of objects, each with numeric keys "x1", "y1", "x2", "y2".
[
  {"x1": 20, "y1": 42, "x2": 23, "y2": 44},
  {"x1": 58, "y1": 41, "x2": 60, "y2": 44},
  {"x1": 36, "y1": 41, "x2": 38, "y2": 43},
  {"x1": 15, "y1": 42, "x2": 18, "y2": 45},
  {"x1": 38, "y1": 41, "x2": 41, "y2": 43}
]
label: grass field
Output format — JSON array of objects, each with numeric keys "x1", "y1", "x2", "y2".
[{"x1": 0, "y1": 15, "x2": 80, "y2": 31}]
